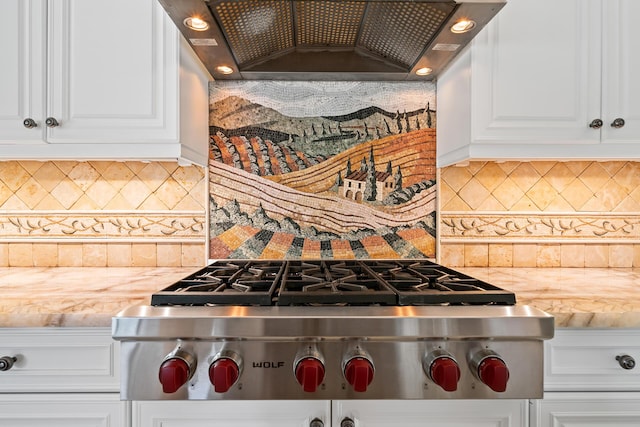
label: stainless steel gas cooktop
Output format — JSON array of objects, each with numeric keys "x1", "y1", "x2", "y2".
[{"x1": 112, "y1": 259, "x2": 553, "y2": 401}]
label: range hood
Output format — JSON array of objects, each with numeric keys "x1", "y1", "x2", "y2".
[{"x1": 158, "y1": 0, "x2": 506, "y2": 81}]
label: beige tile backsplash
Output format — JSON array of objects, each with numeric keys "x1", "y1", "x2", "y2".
[
  {"x1": 3, "y1": 158, "x2": 638, "y2": 268},
  {"x1": 439, "y1": 161, "x2": 640, "y2": 267},
  {"x1": 0, "y1": 161, "x2": 207, "y2": 267}
]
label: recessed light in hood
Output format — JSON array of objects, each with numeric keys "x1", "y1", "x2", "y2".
[
  {"x1": 450, "y1": 18, "x2": 476, "y2": 33},
  {"x1": 183, "y1": 16, "x2": 210, "y2": 31},
  {"x1": 158, "y1": 0, "x2": 506, "y2": 81}
]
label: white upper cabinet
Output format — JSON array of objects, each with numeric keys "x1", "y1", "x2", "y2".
[
  {"x1": 0, "y1": 0, "x2": 210, "y2": 165},
  {"x1": 0, "y1": 0, "x2": 46, "y2": 145},
  {"x1": 437, "y1": 0, "x2": 640, "y2": 167},
  {"x1": 601, "y1": 1, "x2": 640, "y2": 144}
]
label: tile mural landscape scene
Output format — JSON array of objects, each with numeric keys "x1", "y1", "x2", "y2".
[{"x1": 208, "y1": 82, "x2": 437, "y2": 260}]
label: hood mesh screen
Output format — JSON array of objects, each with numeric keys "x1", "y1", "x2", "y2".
[
  {"x1": 358, "y1": 2, "x2": 453, "y2": 67},
  {"x1": 295, "y1": 1, "x2": 366, "y2": 46},
  {"x1": 213, "y1": 0, "x2": 456, "y2": 69},
  {"x1": 215, "y1": 1, "x2": 294, "y2": 65}
]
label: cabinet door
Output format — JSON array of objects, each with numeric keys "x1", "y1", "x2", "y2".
[
  {"x1": 544, "y1": 329, "x2": 640, "y2": 392},
  {"x1": 333, "y1": 400, "x2": 529, "y2": 427},
  {"x1": 531, "y1": 392, "x2": 640, "y2": 427},
  {"x1": 46, "y1": 0, "x2": 179, "y2": 145},
  {"x1": 0, "y1": 394, "x2": 128, "y2": 427},
  {"x1": 470, "y1": 0, "x2": 602, "y2": 145},
  {"x1": 133, "y1": 400, "x2": 330, "y2": 427},
  {"x1": 0, "y1": 0, "x2": 45, "y2": 144},
  {"x1": 601, "y1": 0, "x2": 640, "y2": 143}
]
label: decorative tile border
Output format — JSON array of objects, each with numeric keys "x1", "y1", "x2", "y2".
[
  {"x1": 441, "y1": 212, "x2": 640, "y2": 242},
  {"x1": 0, "y1": 212, "x2": 205, "y2": 242}
]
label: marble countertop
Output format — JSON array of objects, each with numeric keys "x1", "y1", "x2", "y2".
[
  {"x1": 458, "y1": 267, "x2": 640, "y2": 328},
  {"x1": 0, "y1": 267, "x2": 199, "y2": 328},
  {"x1": 0, "y1": 266, "x2": 639, "y2": 328}
]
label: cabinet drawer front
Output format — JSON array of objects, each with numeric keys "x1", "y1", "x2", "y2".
[
  {"x1": 0, "y1": 328, "x2": 119, "y2": 392},
  {"x1": 545, "y1": 329, "x2": 640, "y2": 391},
  {"x1": 531, "y1": 392, "x2": 640, "y2": 427},
  {"x1": 0, "y1": 394, "x2": 127, "y2": 427}
]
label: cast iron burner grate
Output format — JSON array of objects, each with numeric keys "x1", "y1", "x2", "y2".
[
  {"x1": 150, "y1": 259, "x2": 516, "y2": 307},
  {"x1": 151, "y1": 260, "x2": 283, "y2": 306},
  {"x1": 361, "y1": 260, "x2": 516, "y2": 305},
  {"x1": 276, "y1": 260, "x2": 397, "y2": 306}
]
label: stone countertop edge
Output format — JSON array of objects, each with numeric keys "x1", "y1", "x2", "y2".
[{"x1": 0, "y1": 267, "x2": 639, "y2": 328}]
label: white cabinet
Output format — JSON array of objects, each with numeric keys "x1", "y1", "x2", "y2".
[
  {"x1": 0, "y1": 327, "x2": 120, "y2": 392},
  {"x1": 437, "y1": 0, "x2": 640, "y2": 166},
  {"x1": 0, "y1": 0, "x2": 210, "y2": 165},
  {"x1": 0, "y1": 394, "x2": 128, "y2": 427},
  {"x1": 531, "y1": 329, "x2": 640, "y2": 427},
  {"x1": 543, "y1": 329, "x2": 640, "y2": 392},
  {"x1": 133, "y1": 400, "x2": 330, "y2": 427},
  {"x1": 0, "y1": 327, "x2": 128, "y2": 427},
  {"x1": 530, "y1": 392, "x2": 640, "y2": 427},
  {"x1": 333, "y1": 400, "x2": 529, "y2": 427}
]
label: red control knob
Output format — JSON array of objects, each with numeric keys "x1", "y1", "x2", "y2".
[
  {"x1": 344, "y1": 357, "x2": 374, "y2": 392},
  {"x1": 430, "y1": 357, "x2": 461, "y2": 392},
  {"x1": 295, "y1": 357, "x2": 325, "y2": 392},
  {"x1": 209, "y1": 358, "x2": 240, "y2": 393},
  {"x1": 478, "y1": 357, "x2": 509, "y2": 392},
  {"x1": 158, "y1": 358, "x2": 190, "y2": 394}
]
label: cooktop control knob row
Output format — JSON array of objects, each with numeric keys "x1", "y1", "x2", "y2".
[
  {"x1": 158, "y1": 346, "x2": 509, "y2": 395},
  {"x1": 158, "y1": 347, "x2": 196, "y2": 394}
]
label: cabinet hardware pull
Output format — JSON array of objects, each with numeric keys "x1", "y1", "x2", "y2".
[
  {"x1": 23, "y1": 118, "x2": 38, "y2": 129},
  {"x1": 616, "y1": 354, "x2": 636, "y2": 370},
  {"x1": 0, "y1": 356, "x2": 17, "y2": 371},
  {"x1": 341, "y1": 417, "x2": 355, "y2": 427},
  {"x1": 45, "y1": 117, "x2": 60, "y2": 128},
  {"x1": 310, "y1": 418, "x2": 324, "y2": 427},
  {"x1": 610, "y1": 118, "x2": 625, "y2": 128},
  {"x1": 588, "y1": 119, "x2": 603, "y2": 129}
]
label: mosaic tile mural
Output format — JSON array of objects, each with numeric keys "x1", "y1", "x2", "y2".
[{"x1": 208, "y1": 81, "x2": 437, "y2": 260}]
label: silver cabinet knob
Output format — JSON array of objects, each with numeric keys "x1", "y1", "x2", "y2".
[
  {"x1": 589, "y1": 119, "x2": 603, "y2": 129},
  {"x1": 45, "y1": 117, "x2": 60, "y2": 128},
  {"x1": 310, "y1": 418, "x2": 324, "y2": 427},
  {"x1": 23, "y1": 118, "x2": 38, "y2": 128},
  {"x1": 616, "y1": 354, "x2": 636, "y2": 370},
  {"x1": 341, "y1": 418, "x2": 355, "y2": 427},
  {"x1": 0, "y1": 356, "x2": 17, "y2": 371},
  {"x1": 611, "y1": 118, "x2": 625, "y2": 128}
]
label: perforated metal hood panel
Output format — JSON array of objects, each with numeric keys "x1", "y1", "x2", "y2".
[{"x1": 158, "y1": 0, "x2": 506, "y2": 80}]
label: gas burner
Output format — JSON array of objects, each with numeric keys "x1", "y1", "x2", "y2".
[
  {"x1": 365, "y1": 260, "x2": 516, "y2": 305},
  {"x1": 277, "y1": 261, "x2": 396, "y2": 306},
  {"x1": 151, "y1": 261, "x2": 283, "y2": 306},
  {"x1": 150, "y1": 259, "x2": 516, "y2": 307}
]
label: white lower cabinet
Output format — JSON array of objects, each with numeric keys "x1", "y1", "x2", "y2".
[
  {"x1": 132, "y1": 400, "x2": 331, "y2": 427},
  {"x1": 131, "y1": 400, "x2": 526, "y2": 427},
  {"x1": 332, "y1": 400, "x2": 529, "y2": 427},
  {"x1": 530, "y1": 392, "x2": 640, "y2": 427},
  {"x1": 0, "y1": 393, "x2": 129, "y2": 427},
  {"x1": 0, "y1": 327, "x2": 127, "y2": 426},
  {"x1": 530, "y1": 328, "x2": 640, "y2": 427}
]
